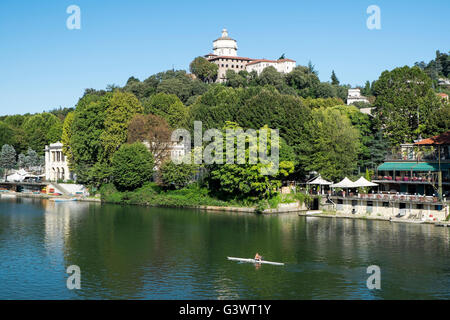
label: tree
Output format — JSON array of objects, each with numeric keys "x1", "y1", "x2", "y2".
[
  {"x1": 307, "y1": 61, "x2": 319, "y2": 76},
  {"x1": 258, "y1": 66, "x2": 284, "y2": 88},
  {"x1": 206, "y1": 122, "x2": 294, "y2": 200},
  {"x1": 18, "y1": 153, "x2": 26, "y2": 168},
  {"x1": 127, "y1": 114, "x2": 173, "y2": 165},
  {"x1": 111, "y1": 142, "x2": 154, "y2": 191},
  {"x1": 69, "y1": 92, "x2": 108, "y2": 172},
  {"x1": 0, "y1": 122, "x2": 14, "y2": 147},
  {"x1": 0, "y1": 144, "x2": 16, "y2": 181},
  {"x1": 373, "y1": 66, "x2": 442, "y2": 145},
  {"x1": 225, "y1": 70, "x2": 247, "y2": 88},
  {"x1": 331, "y1": 70, "x2": 340, "y2": 85},
  {"x1": 22, "y1": 113, "x2": 62, "y2": 154},
  {"x1": 142, "y1": 92, "x2": 188, "y2": 128},
  {"x1": 61, "y1": 112, "x2": 75, "y2": 168},
  {"x1": 362, "y1": 80, "x2": 372, "y2": 96},
  {"x1": 285, "y1": 66, "x2": 320, "y2": 97},
  {"x1": 189, "y1": 57, "x2": 218, "y2": 83},
  {"x1": 298, "y1": 108, "x2": 360, "y2": 181},
  {"x1": 159, "y1": 160, "x2": 197, "y2": 189},
  {"x1": 25, "y1": 148, "x2": 40, "y2": 168},
  {"x1": 100, "y1": 91, "x2": 144, "y2": 163}
]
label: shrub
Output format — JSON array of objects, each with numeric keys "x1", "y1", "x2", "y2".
[
  {"x1": 159, "y1": 160, "x2": 197, "y2": 189},
  {"x1": 111, "y1": 142, "x2": 154, "y2": 191}
]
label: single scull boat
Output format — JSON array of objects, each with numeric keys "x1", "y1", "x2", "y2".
[{"x1": 227, "y1": 257, "x2": 284, "y2": 266}]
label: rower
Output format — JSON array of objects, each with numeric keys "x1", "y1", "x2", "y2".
[{"x1": 254, "y1": 253, "x2": 262, "y2": 261}]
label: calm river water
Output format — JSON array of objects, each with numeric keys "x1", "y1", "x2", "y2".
[{"x1": 0, "y1": 197, "x2": 449, "y2": 299}]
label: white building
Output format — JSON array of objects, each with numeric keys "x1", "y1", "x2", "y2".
[
  {"x1": 205, "y1": 29, "x2": 296, "y2": 83},
  {"x1": 212, "y1": 28, "x2": 238, "y2": 56},
  {"x1": 246, "y1": 59, "x2": 296, "y2": 75},
  {"x1": 44, "y1": 142, "x2": 72, "y2": 182},
  {"x1": 347, "y1": 88, "x2": 370, "y2": 105}
]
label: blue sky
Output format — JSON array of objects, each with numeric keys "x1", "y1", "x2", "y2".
[{"x1": 0, "y1": 0, "x2": 449, "y2": 116}]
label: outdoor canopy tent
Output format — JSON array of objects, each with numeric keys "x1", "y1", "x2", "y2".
[
  {"x1": 330, "y1": 177, "x2": 357, "y2": 188},
  {"x1": 307, "y1": 175, "x2": 332, "y2": 185},
  {"x1": 353, "y1": 177, "x2": 378, "y2": 188}
]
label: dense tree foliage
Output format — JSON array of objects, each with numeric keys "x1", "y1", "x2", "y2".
[
  {"x1": 111, "y1": 142, "x2": 154, "y2": 191},
  {"x1": 415, "y1": 50, "x2": 450, "y2": 80},
  {"x1": 128, "y1": 114, "x2": 173, "y2": 165},
  {"x1": 373, "y1": 66, "x2": 442, "y2": 145},
  {"x1": 298, "y1": 108, "x2": 360, "y2": 181},
  {"x1": 159, "y1": 160, "x2": 197, "y2": 189},
  {"x1": 2, "y1": 52, "x2": 448, "y2": 201},
  {"x1": 0, "y1": 144, "x2": 16, "y2": 180},
  {"x1": 205, "y1": 122, "x2": 295, "y2": 200},
  {"x1": 142, "y1": 93, "x2": 188, "y2": 128},
  {"x1": 190, "y1": 57, "x2": 218, "y2": 83}
]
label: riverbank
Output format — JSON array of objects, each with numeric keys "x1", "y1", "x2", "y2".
[
  {"x1": 98, "y1": 182, "x2": 312, "y2": 214},
  {"x1": 0, "y1": 190, "x2": 101, "y2": 203},
  {"x1": 298, "y1": 211, "x2": 447, "y2": 225}
]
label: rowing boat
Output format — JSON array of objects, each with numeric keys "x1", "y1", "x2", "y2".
[{"x1": 227, "y1": 257, "x2": 284, "y2": 266}]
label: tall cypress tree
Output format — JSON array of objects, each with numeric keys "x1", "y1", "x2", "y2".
[{"x1": 331, "y1": 70, "x2": 340, "y2": 85}]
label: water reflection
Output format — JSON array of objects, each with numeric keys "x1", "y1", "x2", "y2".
[{"x1": 0, "y1": 198, "x2": 449, "y2": 299}]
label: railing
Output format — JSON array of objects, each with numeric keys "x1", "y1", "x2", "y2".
[{"x1": 331, "y1": 192, "x2": 442, "y2": 203}]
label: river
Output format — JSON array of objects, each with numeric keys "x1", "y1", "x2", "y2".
[{"x1": 0, "y1": 197, "x2": 449, "y2": 299}]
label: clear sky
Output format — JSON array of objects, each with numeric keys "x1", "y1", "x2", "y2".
[{"x1": 0, "y1": 0, "x2": 449, "y2": 116}]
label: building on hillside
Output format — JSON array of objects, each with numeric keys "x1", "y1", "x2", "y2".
[
  {"x1": 373, "y1": 131, "x2": 450, "y2": 198},
  {"x1": 204, "y1": 29, "x2": 296, "y2": 83},
  {"x1": 346, "y1": 88, "x2": 370, "y2": 105},
  {"x1": 438, "y1": 78, "x2": 450, "y2": 86},
  {"x1": 142, "y1": 140, "x2": 187, "y2": 168},
  {"x1": 437, "y1": 92, "x2": 449, "y2": 101},
  {"x1": 246, "y1": 59, "x2": 296, "y2": 75},
  {"x1": 44, "y1": 142, "x2": 72, "y2": 182}
]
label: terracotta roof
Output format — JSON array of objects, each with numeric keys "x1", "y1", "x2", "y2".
[
  {"x1": 277, "y1": 58, "x2": 296, "y2": 63},
  {"x1": 246, "y1": 58, "x2": 296, "y2": 66},
  {"x1": 207, "y1": 55, "x2": 254, "y2": 61},
  {"x1": 437, "y1": 93, "x2": 449, "y2": 98},
  {"x1": 415, "y1": 131, "x2": 450, "y2": 145}
]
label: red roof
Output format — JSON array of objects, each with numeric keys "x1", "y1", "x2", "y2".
[
  {"x1": 246, "y1": 58, "x2": 296, "y2": 66},
  {"x1": 207, "y1": 55, "x2": 254, "y2": 61},
  {"x1": 415, "y1": 131, "x2": 450, "y2": 145}
]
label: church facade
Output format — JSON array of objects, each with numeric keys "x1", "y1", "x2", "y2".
[{"x1": 204, "y1": 29, "x2": 296, "y2": 83}]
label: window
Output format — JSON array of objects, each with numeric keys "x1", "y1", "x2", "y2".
[
  {"x1": 337, "y1": 199, "x2": 343, "y2": 204},
  {"x1": 382, "y1": 202, "x2": 389, "y2": 207},
  {"x1": 351, "y1": 200, "x2": 357, "y2": 206},
  {"x1": 367, "y1": 201, "x2": 373, "y2": 207},
  {"x1": 399, "y1": 203, "x2": 406, "y2": 209},
  {"x1": 416, "y1": 204, "x2": 423, "y2": 209}
]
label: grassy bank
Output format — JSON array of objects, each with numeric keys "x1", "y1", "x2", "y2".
[
  {"x1": 99, "y1": 182, "x2": 312, "y2": 210},
  {"x1": 100, "y1": 183, "x2": 230, "y2": 207}
]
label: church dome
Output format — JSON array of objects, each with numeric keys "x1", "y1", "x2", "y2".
[{"x1": 213, "y1": 29, "x2": 238, "y2": 56}]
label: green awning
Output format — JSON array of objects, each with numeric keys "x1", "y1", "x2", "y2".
[{"x1": 377, "y1": 162, "x2": 450, "y2": 172}]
